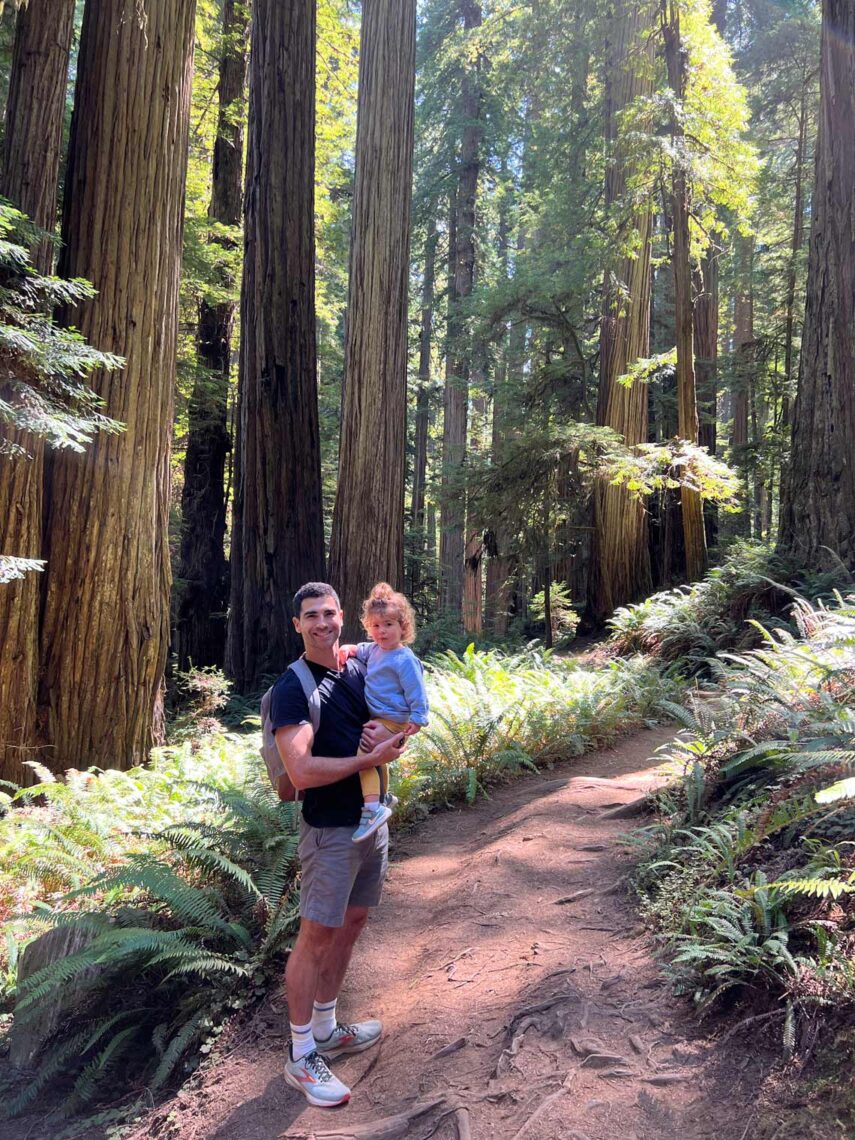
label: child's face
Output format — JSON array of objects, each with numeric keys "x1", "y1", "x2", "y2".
[{"x1": 367, "y1": 613, "x2": 403, "y2": 650}]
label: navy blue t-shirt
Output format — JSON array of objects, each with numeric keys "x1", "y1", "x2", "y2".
[{"x1": 270, "y1": 657, "x2": 369, "y2": 828}]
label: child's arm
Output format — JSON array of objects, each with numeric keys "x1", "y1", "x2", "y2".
[
  {"x1": 337, "y1": 641, "x2": 372, "y2": 667},
  {"x1": 399, "y1": 651, "x2": 429, "y2": 728}
]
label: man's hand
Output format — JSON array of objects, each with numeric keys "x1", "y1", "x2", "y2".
[
  {"x1": 359, "y1": 731, "x2": 407, "y2": 770},
  {"x1": 359, "y1": 719, "x2": 396, "y2": 752}
]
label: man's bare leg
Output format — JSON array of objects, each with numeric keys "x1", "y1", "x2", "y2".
[
  {"x1": 285, "y1": 905, "x2": 370, "y2": 1022},
  {"x1": 316, "y1": 905, "x2": 369, "y2": 1004}
]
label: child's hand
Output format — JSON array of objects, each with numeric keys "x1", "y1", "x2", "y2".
[
  {"x1": 404, "y1": 722, "x2": 421, "y2": 736},
  {"x1": 337, "y1": 644, "x2": 358, "y2": 667}
]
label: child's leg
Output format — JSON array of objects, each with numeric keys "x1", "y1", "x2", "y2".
[{"x1": 359, "y1": 765, "x2": 381, "y2": 804}]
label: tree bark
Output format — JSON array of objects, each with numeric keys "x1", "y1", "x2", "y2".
[
  {"x1": 439, "y1": 0, "x2": 482, "y2": 622},
  {"x1": 409, "y1": 213, "x2": 438, "y2": 598},
  {"x1": 782, "y1": 83, "x2": 809, "y2": 431},
  {"x1": 328, "y1": 0, "x2": 417, "y2": 640},
  {"x1": 0, "y1": 0, "x2": 75, "y2": 785},
  {"x1": 175, "y1": 0, "x2": 249, "y2": 673},
  {"x1": 227, "y1": 0, "x2": 324, "y2": 687},
  {"x1": 778, "y1": 0, "x2": 855, "y2": 572},
  {"x1": 37, "y1": 0, "x2": 196, "y2": 771},
  {"x1": 463, "y1": 390, "x2": 485, "y2": 634},
  {"x1": 694, "y1": 249, "x2": 719, "y2": 548},
  {"x1": 663, "y1": 1, "x2": 706, "y2": 583},
  {"x1": 588, "y1": 0, "x2": 655, "y2": 623},
  {"x1": 730, "y1": 235, "x2": 753, "y2": 537}
]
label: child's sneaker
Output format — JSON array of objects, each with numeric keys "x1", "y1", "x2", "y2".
[
  {"x1": 383, "y1": 792, "x2": 399, "y2": 809},
  {"x1": 352, "y1": 802, "x2": 391, "y2": 843}
]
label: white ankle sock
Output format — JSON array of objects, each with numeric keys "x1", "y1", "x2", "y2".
[
  {"x1": 312, "y1": 998, "x2": 337, "y2": 1042},
  {"x1": 290, "y1": 1019, "x2": 316, "y2": 1061}
]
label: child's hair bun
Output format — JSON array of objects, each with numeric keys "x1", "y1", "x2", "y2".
[{"x1": 360, "y1": 581, "x2": 417, "y2": 644}]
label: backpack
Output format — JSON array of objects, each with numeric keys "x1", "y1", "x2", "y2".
[{"x1": 260, "y1": 657, "x2": 321, "y2": 802}]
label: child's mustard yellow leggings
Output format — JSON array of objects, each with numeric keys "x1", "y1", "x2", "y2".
[{"x1": 359, "y1": 717, "x2": 408, "y2": 798}]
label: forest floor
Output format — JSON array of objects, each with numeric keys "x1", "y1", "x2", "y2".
[
  {"x1": 98, "y1": 723, "x2": 805, "y2": 1140},
  {"x1": 8, "y1": 723, "x2": 841, "y2": 1140}
]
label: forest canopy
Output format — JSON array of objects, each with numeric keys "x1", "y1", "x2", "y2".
[{"x1": 0, "y1": 0, "x2": 852, "y2": 783}]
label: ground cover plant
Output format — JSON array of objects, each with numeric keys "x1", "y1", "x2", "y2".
[
  {"x1": 0, "y1": 646, "x2": 679, "y2": 1123},
  {"x1": 607, "y1": 540, "x2": 802, "y2": 672},
  {"x1": 632, "y1": 596, "x2": 855, "y2": 1058}
]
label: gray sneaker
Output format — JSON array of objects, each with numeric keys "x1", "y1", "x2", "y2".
[
  {"x1": 352, "y1": 803, "x2": 391, "y2": 843},
  {"x1": 383, "y1": 792, "x2": 399, "y2": 809},
  {"x1": 315, "y1": 1019, "x2": 383, "y2": 1059},
  {"x1": 284, "y1": 1048, "x2": 350, "y2": 1107}
]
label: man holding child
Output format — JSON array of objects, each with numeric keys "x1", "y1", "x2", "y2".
[{"x1": 271, "y1": 581, "x2": 407, "y2": 1107}]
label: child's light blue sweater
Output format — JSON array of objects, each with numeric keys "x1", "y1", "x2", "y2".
[{"x1": 356, "y1": 643, "x2": 429, "y2": 726}]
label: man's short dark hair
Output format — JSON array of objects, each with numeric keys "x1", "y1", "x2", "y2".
[{"x1": 293, "y1": 581, "x2": 341, "y2": 616}]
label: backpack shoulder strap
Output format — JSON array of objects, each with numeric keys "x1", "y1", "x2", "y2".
[{"x1": 288, "y1": 656, "x2": 321, "y2": 736}]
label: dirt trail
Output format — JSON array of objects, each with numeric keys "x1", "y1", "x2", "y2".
[{"x1": 129, "y1": 726, "x2": 773, "y2": 1140}]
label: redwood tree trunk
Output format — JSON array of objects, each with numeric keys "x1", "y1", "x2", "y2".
[
  {"x1": 588, "y1": 0, "x2": 655, "y2": 623},
  {"x1": 408, "y1": 214, "x2": 438, "y2": 598},
  {"x1": 0, "y1": 0, "x2": 76, "y2": 785},
  {"x1": 328, "y1": 0, "x2": 417, "y2": 640},
  {"x1": 227, "y1": 0, "x2": 324, "y2": 687},
  {"x1": 439, "y1": 0, "x2": 482, "y2": 621},
  {"x1": 176, "y1": 0, "x2": 249, "y2": 672},
  {"x1": 663, "y1": 1, "x2": 706, "y2": 583},
  {"x1": 38, "y1": 0, "x2": 196, "y2": 770},
  {"x1": 694, "y1": 249, "x2": 719, "y2": 548},
  {"x1": 730, "y1": 235, "x2": 754, "y2": 537},
  {"x1": 782, "y1": 84, "x2": 808, "y2": 430},
  {"x1": 779, "y1": 0, "x2": 855, "y2": 571}
]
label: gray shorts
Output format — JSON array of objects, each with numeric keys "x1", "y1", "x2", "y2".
[{"x1": 298, "y1": 817, "x2": 388, "y2": 928}]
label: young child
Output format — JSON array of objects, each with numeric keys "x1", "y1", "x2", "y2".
[{"x1": 351, "y1": 582, "x2": 429, "y2": 843}]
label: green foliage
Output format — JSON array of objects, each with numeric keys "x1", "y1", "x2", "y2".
[
  {"x1": 530, "y1": 583, "x2": 580, "y2": 646},
  {"x1": 391, "y1": 645, "x2": 679, "y2": 815},
  {"x1": 4, "y1": 776, "x2": 300, "y2": 1117},
  {"x1": 634, "y1": 596, "x2": 855, "y2": 1035},
  {"x1": 0, "y1": 201, "x2": 125, "y2": 582},
  {"x1": 608, "y1": 540, "x2": 796, "y2": 669}
]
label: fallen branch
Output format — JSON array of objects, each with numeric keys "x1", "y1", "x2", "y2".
[
  {"x1": 430, "y1": 1036, "x2": 467, "y2": 1060},
  {"x1": 454, "y1": 1106, "x2": 472, "y2": 1140},
  {"x1": 718, "y1": 1008, "x2": 785, "y2": 1047},
  {"x1": 553, "y1": 888, "x2": 596, "y2": 905},
  {"x1": 282, "y1": 1094, "x2": 446, "y2": 1140}
]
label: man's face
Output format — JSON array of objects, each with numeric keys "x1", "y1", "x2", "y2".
[{"x1": 293, "y1": 594, "x2": 343, "y2": 654}]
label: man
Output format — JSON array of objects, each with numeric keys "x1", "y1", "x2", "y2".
[{"x1": 272, "y1": 581, "x2": 406, "y2": 1107}]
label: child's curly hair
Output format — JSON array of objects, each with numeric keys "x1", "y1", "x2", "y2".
[{"x1": 360, "y1": 582, "x2": 417, "y2": 645}]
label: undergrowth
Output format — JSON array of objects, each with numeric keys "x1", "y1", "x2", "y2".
[
  {"x1": 607, "y1": 539, "x2": 851, "y2": 672},
  {"x1": 0, "y1": 644, "x2": 678, "y2": 1122},
  {"x1": 632, "y1": 595, "x2": 855, "y2": 1056}
]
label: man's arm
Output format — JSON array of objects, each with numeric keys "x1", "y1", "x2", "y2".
[{"x1": 275, "y1": 723, "x2": 406, "y2": 791}]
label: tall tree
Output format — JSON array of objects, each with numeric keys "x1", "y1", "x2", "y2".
[
  {"x1": 409, "y1": 212, "x2": 439, "y2": 598},
  {"x1": 227, "y1": 0, "x2": 324, "y2": 687},
  {"x1": 439, "y1": 0, "x2": 482, "y2": 620},
  {"x1": 38, "y1": 0, "x2": 197, "y2": 769},
  {"x1": 663, "y1": 0, "x2": 707, "y2": 582},
  {"x1": 588, "y1": 0, "x2": 656, "y2": 623},
  {"x1": 175, "y1": 0, "x2": 249, "y2": 672},
  {"x1": 328, "y1": 0, "x2": 417, "y2": 638},
  {"x1": 0, "y1": 0, "x2": 76, "y2": 784},
  {"x1": 778, "y1": 0, "x2": 855, "y2": 571}
]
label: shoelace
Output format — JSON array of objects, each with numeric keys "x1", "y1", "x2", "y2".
[
  {"x1": 333, "y1": 1021, "x2": 359, "y2": 1038},
  {"x1": 303, "y1": 1051, "x2": 335, "y2": 1083}
]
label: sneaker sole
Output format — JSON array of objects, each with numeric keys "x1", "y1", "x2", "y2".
[
  {"x1": 283, "y1": 1068, "x2": 350, "y2": 1107},
  {"x1": 316, "y1": 1036, "x2": 380, "y2": 1060},
  {"x1": 352, "y1": 813, "x2": 391, "y2": 844}
]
